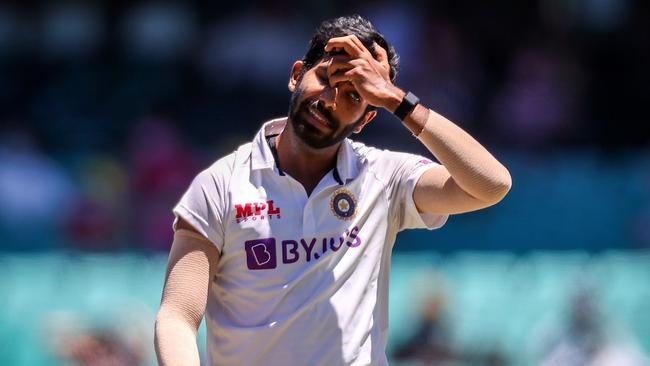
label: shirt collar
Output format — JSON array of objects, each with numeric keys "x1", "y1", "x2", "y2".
[
  {"x1": 251, "y1": 117, "x2": 285, "y2": 171},
  {"x1": 250, "y1": 118, "x2": 360, "y2": 184}
]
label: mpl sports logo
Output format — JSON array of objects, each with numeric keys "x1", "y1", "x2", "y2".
[
  {"x1": 235, "y1": 200, "x2": 281, "y2": 223},
  {"x1": 244, "y1": 226, "x2": 362, "y2": 270}
]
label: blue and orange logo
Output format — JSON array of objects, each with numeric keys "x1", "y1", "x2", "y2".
[{"x1": 330, "y1": 188, "x2": 357, "y2": 220}]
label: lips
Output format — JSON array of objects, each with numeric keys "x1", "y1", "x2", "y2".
[{"x1": 303, "y1": 104, "x2": 332, "y2": 131}]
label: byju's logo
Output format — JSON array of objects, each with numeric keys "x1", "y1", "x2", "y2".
[
  {"x1": 235, "y1": 200, "x2": 281, "y2": 223},
  {"x1": 245, "y1": 238, "x2": 277, "y2": 270},
  {"x1": 243, "y1": 226, "x2": 362, "y2": 271}
]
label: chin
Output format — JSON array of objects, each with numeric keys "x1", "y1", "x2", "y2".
[{"x1": 291, "y1": 118, "x2": 329, "y2": 148}]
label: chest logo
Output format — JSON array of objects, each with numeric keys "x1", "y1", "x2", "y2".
[
  {"x1": 235, "y1": 200, "x2": 281, "y2": 223},
  {"x1": 330, "y1": 188, "x2": 357, "y2": 220}
]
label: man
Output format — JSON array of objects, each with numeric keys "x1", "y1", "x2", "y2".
[{"x1": 155, "y1": 15, "x2": 511, "y2": 366}]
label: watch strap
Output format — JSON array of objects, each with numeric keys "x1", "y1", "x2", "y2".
[{"x1": 393, "y1": 91, "x2": 420, "y2": 120}]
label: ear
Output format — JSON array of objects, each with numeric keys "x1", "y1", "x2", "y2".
[
  {"x1": 353, "y1": 110, "x2": 377, "y2": 133},
  {"x1": 288, "y1": 61, "x2": 304, "y2": 92}
]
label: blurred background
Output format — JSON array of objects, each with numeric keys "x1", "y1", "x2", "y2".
[{"x1": 1, "y1": 0, "x2": 649, "y2": 365}]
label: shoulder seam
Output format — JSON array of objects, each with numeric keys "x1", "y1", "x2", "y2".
[{"x1": 363, "y1": 149, "x2": 391, "y2": 200}]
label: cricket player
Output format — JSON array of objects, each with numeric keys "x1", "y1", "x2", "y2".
[{"x1": 155, "y1": 15, "x2": 511, "y2": 366}]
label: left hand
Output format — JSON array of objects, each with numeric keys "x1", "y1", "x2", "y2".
[{"x1": 324, "y1": 35, "x2": 404, "y2": 111}]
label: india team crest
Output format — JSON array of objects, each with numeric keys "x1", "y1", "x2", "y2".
[{"x1": 330, "y1": 188, "x2": 357, "y2": 220}]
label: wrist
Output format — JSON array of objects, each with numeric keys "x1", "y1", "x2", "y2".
[
  {"x1": 393, "y1": 91, "x2": 420, "y2": 121},
  {"x1": 383, "y1": 85, "x2": 405, "y2": 113}
]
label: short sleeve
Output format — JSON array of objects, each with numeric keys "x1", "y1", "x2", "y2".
[
  {"x1": 385, "y1": 152, "x2": 449, "y2": 232},
  {"x1": 172, "y1": 169, "x2": 225, "y2": 253}
]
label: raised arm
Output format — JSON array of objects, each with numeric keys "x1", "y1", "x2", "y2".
[
  {"x1": 324, "y1": 35, "x2": 511, "y2": 215},
  {"x1": 401, "y1": 105, "x2": 511, "y2": 215},
  {"x1": 155, "y1": 218, "x2": 220, "y2": 365}
]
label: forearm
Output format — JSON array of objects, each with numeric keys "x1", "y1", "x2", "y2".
[
  {"x1": 154, "y1": 228, "x2": 218, "y2": 366},
  {"x1": 401, "y1": 103, "x2": 511, "y2": 203},
  {"x1": 155, "y1": 310, "x2": 201, "y2": 366}
]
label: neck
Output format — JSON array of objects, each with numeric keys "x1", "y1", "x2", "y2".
[{"x1": 276, "y1": 122, "x2": 341, "y2": 195}]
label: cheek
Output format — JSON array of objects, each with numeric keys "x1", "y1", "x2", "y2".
[
  {"x1": 335, "y1": 92, "x2": 366, "y2": 115},
  {"x1": 335, "y1": 103, "x2": 367, "y2": 124},
  {"x1": 293, "y1": 74, "x2": 320, "y2": 97}
]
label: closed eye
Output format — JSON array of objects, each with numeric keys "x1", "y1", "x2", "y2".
[{"x1": 348, "y1": 91, "x2": 361, "y2": 103}]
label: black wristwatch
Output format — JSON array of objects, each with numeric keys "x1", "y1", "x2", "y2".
[{"x1": 393, "y1": 91, "x2": 420, "y2": 120}]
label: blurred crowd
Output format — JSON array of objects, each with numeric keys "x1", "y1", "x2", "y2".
[
  {"x1": 4, "y1": 250, "x2": 648, "y2": 365},
  {"x1": 392, "y1": 273, "x2": 650, "y2": 366},
  {"x1": 0, "y1": 117, "x2": 201, "y2": 251},
  {"x1": 0, "y1": 0, "x2": 649, "y2": 252}
]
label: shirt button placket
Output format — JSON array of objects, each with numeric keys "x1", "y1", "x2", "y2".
[
  {"x1": 284, "y1": 175, "x2": 308, "y2": 234},
  {"x1": 302, "y1": 198, "x2": 316, "y2": 237}
]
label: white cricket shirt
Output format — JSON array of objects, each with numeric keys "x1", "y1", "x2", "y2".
[{"x1": 173, "y1": 118, "x2": 448, "y2": 366}]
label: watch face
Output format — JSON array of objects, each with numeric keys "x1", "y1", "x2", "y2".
[
  {"x1": 404, "y1": 92, "x2": 420, "y2": 105},
  {"x1": 395, "y1": 92, "x2": 420, "y2": 120}
]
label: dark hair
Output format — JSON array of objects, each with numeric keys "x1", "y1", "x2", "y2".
[{"x1": 302, "y1": 15, "x2": 400, "y2": 83}]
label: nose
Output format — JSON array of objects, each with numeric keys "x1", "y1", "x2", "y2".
[{"x1": 319, "y1": 85, "x2": 338, "y2": 109}]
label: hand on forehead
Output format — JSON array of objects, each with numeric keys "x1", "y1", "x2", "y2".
[
  {"x1": 321, "y1": 35, "x2": 391, "y2": 91},
  {"x1": 324, "y1": 35, "x2": 389, "y2": 68}
]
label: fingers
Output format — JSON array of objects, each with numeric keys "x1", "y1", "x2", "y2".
[
  {"x1": 328, "y1": 69, "x2": 358, "y2": 88},
  {"x1": 325, "y1": 35, "x2": 371, "y2": 59},
  {"x1": 372, "y1": 42, "x2": 390, "y2": 72},
  {"x1": 327, "y1": 55, "x2": 354, "y2": 76},
  {"x1": 327, "y1": 56, "x2": 365, "y2": 86},
  {"x1": 325, "y1": 36, "x2": 390, "y2": 81}
]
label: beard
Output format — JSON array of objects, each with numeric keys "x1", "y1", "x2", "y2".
[{"x1": 288, "y1": 85, "x2": 365, "y2": 149}]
